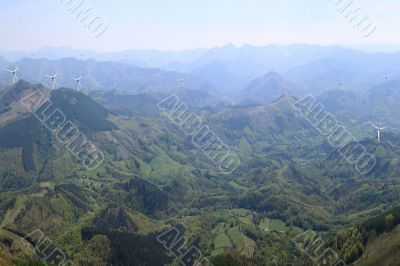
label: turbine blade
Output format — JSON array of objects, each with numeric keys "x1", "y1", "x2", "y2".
[{"x1": 370, "y1": 123, "x2": 379, "y2": 129}]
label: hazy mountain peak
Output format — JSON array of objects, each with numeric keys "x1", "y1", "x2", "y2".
[
  {"x1": 12, "y1": 79, "x2": 32, "y2": 89},
  {"x1": 5, "y1": 79, "x2": 46, "y2": 99},
  {"x1": 236, "y1": 71, "x2": 295, "y2": 106},
  {"x1": 222, "y1": 43, "x2": 236, "y2": 49},
  {"x1": 261, "y1": 70, "x2": 285, "y2": 80},
  {"x1": 0, "y1": 81, "x2": 49, "y2": 127}
]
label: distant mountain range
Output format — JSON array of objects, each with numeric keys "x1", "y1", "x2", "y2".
[
  {"x1": 0, "y1": 57, "x2": 214, "y2": 94},
  {"x1": 3, "y1": 44, "x2": 400, "y2": 96},
  {"x1": 0, "y1": 46, "x2": 207, "y2": 67},
  {"x1": 2, "y1": 44, "x2": 400, "y2": 104}
]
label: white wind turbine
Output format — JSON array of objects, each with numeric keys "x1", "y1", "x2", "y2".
[
  {"x1": 283, "y1": 87, "x2": 288, "y2": 96},
  {"x1": 370, "y1": 123, "x2": 386, "y2": 142},
  {"x1": 46, "y1": 73, "x2": 58, "y2": 89},
  {"x1": 179, "y1": 78, "x2": 185, "y2": 88},
  {"x1": 6, "y1": 68, "x2": 19, "y2": 84},
  {"x1": 72, "y1": 76, "x2": 82, "y2": 92}
]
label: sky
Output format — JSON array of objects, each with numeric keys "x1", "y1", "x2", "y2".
[{"x1": 1, "y1": 0, "x2": 399, "y2": 52}]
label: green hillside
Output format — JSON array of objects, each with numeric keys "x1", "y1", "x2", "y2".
[
  {"x1": 50, "y1": 88, "x2": 117, "y2": 133},
  {"x1": 0, "y1": 81, "x2": 400, "y2": 265}
]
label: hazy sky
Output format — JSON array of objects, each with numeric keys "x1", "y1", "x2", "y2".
[{"x1": 1, "y1": 0, "x2": 399, "y2": 52}]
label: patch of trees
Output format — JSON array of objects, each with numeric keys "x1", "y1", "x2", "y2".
[
  {"x1": 114, "y1": 177, "x2": 169, "y2": 216},
  {"x1": 75, "y1": 234, "x2": 112, "y2": 266},
  {"x1": 0, "y1": 116, "x2": 51, "y2": 172},
  {"x1": 232, "y1": 192, "x2": 329, "y2": 230},
  {"x1": 211, "y1": 253, "x2": 258, "y2": 266},
  {"x1": 92, "y1": 206, "x2": 138, "y2": 232},
  {"x1": 81, "y1": 227, "x2": 173, "y2": 266},
  {"x1": 50, "y1": 89, "x2": 117, "y2": 133},
  {"x1": 330, "y1": 205, "x2": 400, "y2": 264},
  {"x1": 334, "y1": 228, "x2": 364, "y2": 264}
]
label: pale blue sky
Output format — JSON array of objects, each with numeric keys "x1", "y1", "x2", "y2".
[{"x1": 1, "y1": 0, "x2": 399, "y2": 52}]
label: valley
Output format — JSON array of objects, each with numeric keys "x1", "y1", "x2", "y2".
[{"x1": 0, "y1": 66, "x2": 398, "y2": 265}]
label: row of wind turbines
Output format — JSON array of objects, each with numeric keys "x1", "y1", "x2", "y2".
[{"x1": 5, "y1": 68, "x2": 82, "y2": 91}]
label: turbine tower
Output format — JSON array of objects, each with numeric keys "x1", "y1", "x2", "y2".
[
  {"x1": 46, "y1": 74, "x2": 58, "y2": 89},
  {"x1": 370, "y1": 123, "x2": 386, "y2": 142},
  {"x1": 6, "y1": 68, "x2": 19, "y2": 84},
  {"x1": 72, "y1": 76, "x2": 82, "y2": 92}
]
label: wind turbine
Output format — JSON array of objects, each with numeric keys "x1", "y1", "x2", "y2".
[
  {"x1": 72, "y1": 76, "x2": 82, "y2": 92},
  {"x1": 179, "y1": 78, "x2": 185, "y2": 88},
  {"x1": 6, "y1": 68, "x2": 19, "y2": 84},
  {"x1": 370, "y1": 123, "x2": 386, "y2": 142},
  {"x1": 46, "y1": 73, "x2": 58, "y2": 89},
  {"x1": 283, "y1": 87, "x2": 288, "y2": 96}
]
